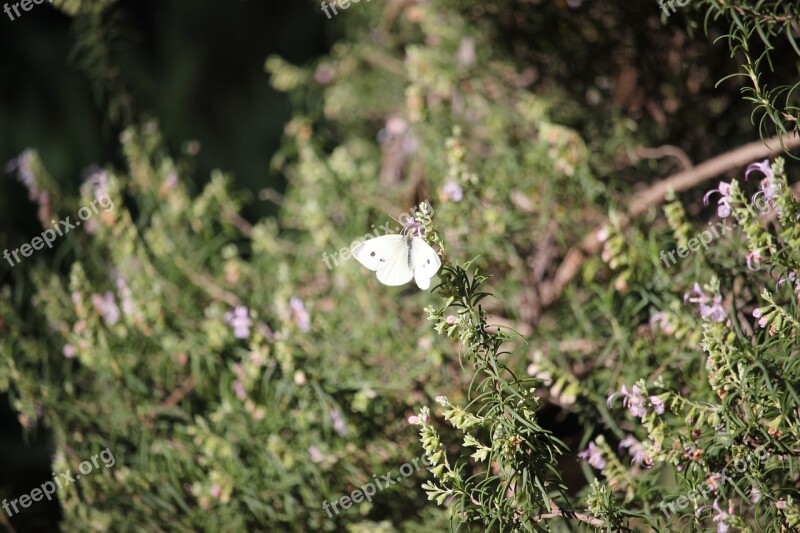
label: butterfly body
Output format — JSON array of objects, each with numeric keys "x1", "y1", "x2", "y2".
[{"x1": 353, "y1": 234, "x2": 441, "y2": 290}]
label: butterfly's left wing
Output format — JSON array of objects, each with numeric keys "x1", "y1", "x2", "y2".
[
  {"x1": 353, "y1": 235, "x2": 414, "y2": 286},
  {"x1": 411, "y1": 237, "x2": 442, "y2": 290}
]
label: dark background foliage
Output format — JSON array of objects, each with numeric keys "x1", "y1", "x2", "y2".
[
  {"x1": 1, "y1": 1, "x2": 325, "y2": 529},
  {"x1": 2, "y1": 0, "x2": 798, "y2": 530}
]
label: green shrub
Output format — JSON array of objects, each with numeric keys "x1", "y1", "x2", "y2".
[{"x1": 3, "y1": 0, "x2": 800, "y2": 531}]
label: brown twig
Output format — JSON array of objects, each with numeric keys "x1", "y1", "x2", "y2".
[
  {"x1": 159, "y1": 375, "x2": 196, "y2": 410},
  {"x1": 635, "y1": 144, "x2": 693, "y2": 171},
  {"x1": 531, "y1": 501, "x2": 605, "y2": 528},
  {"x1": 0, "y1": 512, "x2": 18, "y2": 533},
  {"x1": 258, "y1": 188, "x2": 285, "y2": 205},
  {"x1": 538, "y1": 133, "x2": 800, "y2": 308},
  {"x1": 140, "y1": 375, "x2": 196, "y2": 427},
  {"x1": 224, "y1": 207, "x2": 254, "y2": 237},
  {"x1": 175, "y1": 256, "x2": 241, "y2": 308}
]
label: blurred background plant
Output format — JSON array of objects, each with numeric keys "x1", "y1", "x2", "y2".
[{"x1": 1, "y1": 0, "x2": 800, "y2": 531}]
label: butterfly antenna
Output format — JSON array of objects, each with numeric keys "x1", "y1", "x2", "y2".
[{"x1": 386, "y1": 214, "x2": 404, "y2": 234}]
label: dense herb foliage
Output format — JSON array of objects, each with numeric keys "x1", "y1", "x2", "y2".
[{"x1": 2, "y1": 0, "x2": 800, "y2": 531}]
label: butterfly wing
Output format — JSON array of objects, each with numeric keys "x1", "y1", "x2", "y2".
[
  {"x1": 353, "y1": 235, "x2": 414, "y2": 286},
  {"x1": 411, "y1": 237, "x2": 442, "y2": 290}
]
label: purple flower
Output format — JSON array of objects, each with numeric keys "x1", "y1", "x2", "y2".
[
  {"x1": 649, "y1": 312, "x2": 675, "y2": 335},
  {"x1": 408, "y1": 412, "x2": 429, "y2": 425},
  {"x1": 649, "y1": 396, "x2": 665, "y2": 415},
  {"x1": 441, "y1": 179, "x2": 463, "y2": 202},
  {"x1": 776, "y1": 271, "x2": 797, "y2": 290},
  {"x1": 313, "y1": 64, "x2": 336, "y2": 85},
  {"x1": 607, "y1": 384, "x2": 647, "y2": 418},
  {"x1": 114, "y1": 272, "x2": 138, "y2": 318},
  {"x1": 289, "y1": 297, "x2": 311, "y2": 332},
  {"x1": 696, "y1": 499, "x2": 732, "y2": 532},
  {"x1": 752, "y1": 188, "x2": 779, "y2": 215},
  {"x1": 6, "y1": 150, "x2": 37, "y2": 201},
  {"x1": 330, "y1": 409, "x2": 347, "y2": 437},
  {"x1": 700, "y1": 296, "x2": 726, "y2": 322},
  {"x1": 402, "y1": 216, "x2": 424, "y2": 237},
  {"x1": 7, "y1": 150, "x2": 53, "y2": 223},
  {"x1": 619, "y1": 435, "x2": 653, "y2": 467},
  {"x1": 683, "y1": 282, "x2": 706, "y2": 305},
  {"x1": 577, "y1": 441, "x2": 606, "y2": 470},
  {"x1": 746, "y1": 250, "x2": 763, "y2": 271},
  {"x1": 684, "y1": 283, "x2": 725, "y2": 323},
  {"x1": 618, "y1": 435, "x2": 637, "y2": 451},
  {"x1": 764, "y1": 180, "x2": 779, "y2": 200},
  {"x1": 308, "y1": 445, "x2": 325, "y2": 463},
  {"x1": 703, "y1": 181, "x2": 733, "y2": 218},
  {"x1": 231, "y1": 363, "x2": 247, "y2": 399},
  {"x1": 63, "y1": 344, "x2": 76, "y2": 359},
  {"x1": 753, "y1": 304, "x2": 778, "y2": 329},
  {"x1": 456, "y1": 37, "x2": 476, "y2": 66},
  {"x1": 746, "y1": 159, "x2": 780, "y2": 205},
  {"x1": 232, "y1": 380, "x2": 246, "y2": 400},
  {"x1": 82, "y1": 166, "x2": 109, "y2": 202},
  {"x1": 377, "y1": 117, "x2": 418, "y2": 156},
  {"x1": 224, "y1": 306, "x2": 252, "y2": 339},
  {"x1": 745, "y1": 159, "x2": 773, "y2": 181},
  {"x1": 377, "y1": 117, "x2": 408, "y2": 144},
  {"x1": 384, "y1": 117, "x2": 408, "y2": 137},
  {"x1": 91, "y1": 292, "x2": 120, "y2": 325},
  {"x1": 163, "y1": 171, "x2": 178, "y2": 191}
]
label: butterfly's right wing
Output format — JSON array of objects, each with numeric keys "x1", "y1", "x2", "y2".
[
  {"x1": 353, "y1": 235, "x2": 414, "y2": 286},
  {"x1": 411, "y1": 237, "x2": 442, "y2": 290}
]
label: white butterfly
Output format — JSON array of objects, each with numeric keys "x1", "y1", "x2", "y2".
[{"x1": 353, "y1": 234, "x2": 441, "y2": 290}]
